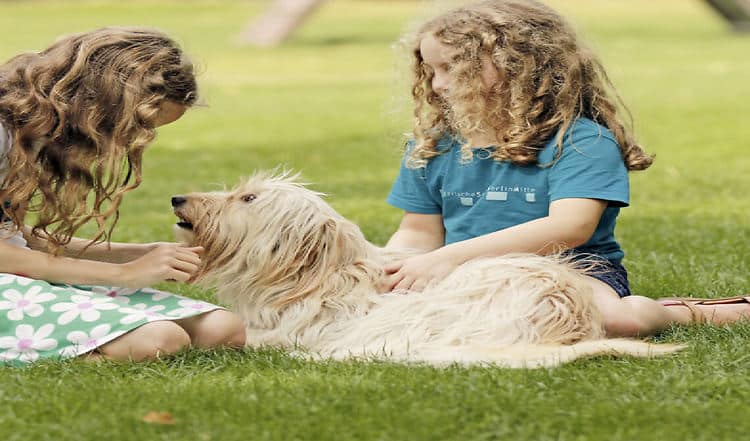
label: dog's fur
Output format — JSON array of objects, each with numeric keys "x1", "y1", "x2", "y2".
[{"x1": 173, "y1": 172, "x2": 683, "y2": 368}]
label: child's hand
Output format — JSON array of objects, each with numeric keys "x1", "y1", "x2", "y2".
[
  {"x1": 379, "y1": 251, "x2": 460, "y2": 293},
  {"x1": 118, "y1": 241, "x2": 182, "y2": 262},
  {"x1": 116, "y1": 244, "x2": 203, "y2": 288},
  {"x1": 138, "y1": 241, "x2": 201, "y2": 261}
]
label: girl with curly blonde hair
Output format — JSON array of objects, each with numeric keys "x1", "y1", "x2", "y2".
[
  {"x1": 0, "y1": 28, "x2": 245, "y2": 366},
  {"x1": 382, "y1": 0, "x2": 750, "y2": 336}
]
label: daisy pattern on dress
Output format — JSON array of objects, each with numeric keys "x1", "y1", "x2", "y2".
[
  {"x1": 167, "y1": 299, "x2": 216, "y2": 317},
  {"x1": 0, "y1": 324, "x2": 57, "y2": 363},
  {"x1": 50, "y1": 294, "x2": 119, "y2": 325},
  {"x1": 88, "y1": 286, "x2": 138, "y2": 304},
  {"x1": 142, "y1": 288, "x2": 171, "y2": 302},
  {"x1": 0, "y1": 274, "x2": 33, "y2": 286},
  {"x1": 58, "y1": 324, "x2": 125, "y2": 358},
  {"x1": 117, "y1": 303, "x2": 168, "y2": 325},
  {"x1": 0, "y1": 285, "x2": 57, "y2": 321}
]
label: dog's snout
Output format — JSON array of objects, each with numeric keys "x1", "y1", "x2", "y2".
[{"x1": 171, "y1": 196, "x2": 187, "y2": 207}]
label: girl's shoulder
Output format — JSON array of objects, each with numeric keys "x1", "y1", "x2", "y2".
[
  {"x1": 405, "y1": 133, "x2": 460, "y2": 152},
  {"x1": 404, "y1": 134, "x2": 460, "y2": 167},
  {"x1": 563, "y1": 118, "x2": 618, "y2": 145},
  {"x1": 538, "y1": 118, "x2": 621, "y2": 165},
  {"x1": 435, "y1": 133, "x2": 462, "y2": 153}
]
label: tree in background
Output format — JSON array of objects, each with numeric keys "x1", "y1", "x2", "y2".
[
  {"x1": 239, "y1": 0, "x2": 326, "y2": 46},
  {"x1": 705, "y1": 0, "x2": 750, "y2": 31}
]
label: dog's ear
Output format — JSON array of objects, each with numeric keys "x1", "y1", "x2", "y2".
[
  {"x1": 317, "y1": 217, "x2": 364, "y2": 267},
  {"x1": 273, "y1": 216, "x2": 366, "y2": 308},
  {"x1": 294, "y1": 217, "x2": 357, "y2": 271}
]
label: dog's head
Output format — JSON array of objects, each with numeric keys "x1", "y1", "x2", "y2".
[
  {"x1": 171, "y1": 171, "x2": 327, "y2": 247},
  {"x1": 172, "y1": 171, "x2": 373, "y2": 303}
]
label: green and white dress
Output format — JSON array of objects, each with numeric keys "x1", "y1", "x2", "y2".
[
  {"x1": 0, "y1": 125, "x2": 222, "y2": 367},
  {"x1": 0, "y1": 277, "x2": 220, "y2": 366}
]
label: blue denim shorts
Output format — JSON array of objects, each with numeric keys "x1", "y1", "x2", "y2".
[{"x1": 582, "y1": 258, "x2": 632, "y2": 298}]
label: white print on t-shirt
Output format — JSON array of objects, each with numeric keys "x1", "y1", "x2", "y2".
[
  {"x1": 487, "y1": 185, "x2": 536, "y2": 193},
  {"x1": 485, "y1": 191, "x2": 508, "y2": 201},
  {"x1": 442, "y1": 184, "x2": 538, "y2": 207},
  {"x1": 486, "y1": 185, "x2": 537, "y2": 204}
]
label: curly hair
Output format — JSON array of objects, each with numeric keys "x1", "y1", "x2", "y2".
[
  {"x1": 406, "y1": 0, "x2": 652, "y2": 171},
  {"x1": 0, "y1": 27, "x2": 197, "y2": 254}
]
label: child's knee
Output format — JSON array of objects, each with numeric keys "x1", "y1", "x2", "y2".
[
  {"x1": 147, "y1": 321, "x2": 192, "y2": 356},
  {"x1": 192, "y1": 310, "x2": 246, "y2": 348},
  {"x1": 601, "y1": 296, "x2": 663, "y2": 337},
  {"x1": 100, "y1": 321, "x2": 191, "y2": 361},
  {"x1": 590, "y1": 280, "x2": 657, "y2": 337},
  {"x1": 226, "y1": 322, "x2": 247, "y2": 348},
  {"x1": 601, "y1": 313, "x2": 648, "y2": 337},
  {"x1": 217, "y1": 311, "x2": 247, "y2": 348}
]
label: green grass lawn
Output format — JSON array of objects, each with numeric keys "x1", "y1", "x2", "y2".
[{"x1": 1, "y1": 0, "x2": 749, "y2": 439}]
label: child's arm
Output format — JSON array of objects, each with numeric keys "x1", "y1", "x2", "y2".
[
  {"x1": 0, "y1": 239, "x2": 202, "y2": 288},
  {"x1": 65, "y1": 239, "x2": 164, "y2": 263},
  {"x1": 444, "y1": 197, "x2": 607, "y2": 258},
  {"x1": 24, "y1": 225, "x2": 185, "y2": 264},
  {"x1": 383, "y1": 198, "x2": 606, "y2": 292},
  {"x1": 385, "y1": 212, "x2": 445, "y2": 252},
  {"x1": 23, "y1": 226, "x2": 168, "y2": 264}
]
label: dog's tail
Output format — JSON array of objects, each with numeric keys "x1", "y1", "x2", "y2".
[{"x1": 416, "y1": 339, "x2": 685, "y2": 368}]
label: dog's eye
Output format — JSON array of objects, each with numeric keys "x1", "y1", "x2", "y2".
[{"x1": 241, "y1": 193, "x2": 257, "y2": 203}]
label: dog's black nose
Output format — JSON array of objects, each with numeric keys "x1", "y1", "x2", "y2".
[{"x1": 171, "y1": 196, "x2": 187, "y2": 207}]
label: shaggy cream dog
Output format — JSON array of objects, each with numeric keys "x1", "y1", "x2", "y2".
[{"x1": 172, "y1": 172, "x2": 682, "y2": 368}]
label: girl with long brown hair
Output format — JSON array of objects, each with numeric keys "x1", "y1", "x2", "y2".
[
  {"x1": 382, "y1": 0, "x2": 750, "y2": 336},
  {"x1": 0, "y1": 28, "x2": 245, "y2": 365}
]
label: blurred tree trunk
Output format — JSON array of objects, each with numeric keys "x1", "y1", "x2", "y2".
[
  {"x1": 705, "y1": 0, "x2": 750, "y2": 31},
  {"x1": 239, "y1": 0, "x2": 326, "y2": 47}
]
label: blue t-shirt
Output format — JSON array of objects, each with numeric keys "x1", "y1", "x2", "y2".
[{"x1": 386, "y1": 118, "x2": 629, "y2": 262}]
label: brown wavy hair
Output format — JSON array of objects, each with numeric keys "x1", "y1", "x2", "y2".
[
  {"x1": 406, "y1": 0, "x2": 652, "y2": 170},
  {"x1": 0, "y1": 27, "x2": 197, "y2": 254}
]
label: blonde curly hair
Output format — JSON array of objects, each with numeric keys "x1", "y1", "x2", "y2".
[
  {"x1": 0, "y1": 27, "x2": 197, "y2": 254},
  {"x1": 406, "y1": 0, "x2": 652, "y2": 170}
]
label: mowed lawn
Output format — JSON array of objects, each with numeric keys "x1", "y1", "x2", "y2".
[{"x1": 1, "y1": 1, "x2": 749, "y2": 440}]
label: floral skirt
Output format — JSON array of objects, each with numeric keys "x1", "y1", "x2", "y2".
[{"x1": 0, "y1": 273, "x2": 222, "y2": 366}]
